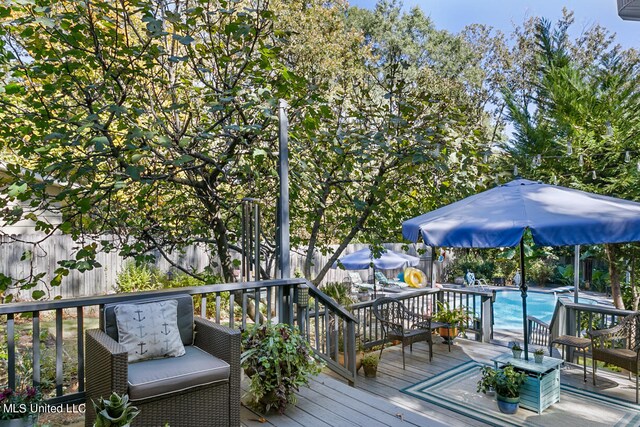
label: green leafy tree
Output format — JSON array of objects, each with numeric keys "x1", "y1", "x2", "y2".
[
  {"x1": 0, "y1": 0, "x2": 298, "y2": 298},
  {"x1": 501, "y1": 12, "x2": 640, "y2": 308}
]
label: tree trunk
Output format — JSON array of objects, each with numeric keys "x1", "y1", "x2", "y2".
[
  {"x1": 212, "y1": 216, "x2": 234, "y2": 282},
  {"x1": 605, "y1": 243, "x2": 624, "y2": 309}
]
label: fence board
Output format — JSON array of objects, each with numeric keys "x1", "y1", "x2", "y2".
[{"x1": 1, "y1": 235, "x2": 439, "y2": 299}]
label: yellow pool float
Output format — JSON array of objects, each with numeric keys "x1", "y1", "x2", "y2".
[{"x1": 404, "y1": 267, "x2": 427, "y2": 288}]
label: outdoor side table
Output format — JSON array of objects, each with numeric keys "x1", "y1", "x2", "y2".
[
  {"x1": 491, "y1": 352, "x2": 564, "y2": 414},
  {"x1": 416, "y1": 320, "x2": 452, "y2": 352},
  {"x1": 550, "y1": 335, "x2": 591, "y2": 382}
]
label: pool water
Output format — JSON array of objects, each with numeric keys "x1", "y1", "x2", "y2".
[{"x1": 493, "y1": 290, "x2": 597, "y2": 330}]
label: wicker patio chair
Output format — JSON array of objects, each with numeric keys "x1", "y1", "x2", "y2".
[
  {"x1": 85, "y1": 294, "x2": 240, "y2": 427},
  {"x1": 372, "y1": 297, "x2": 434, "y2": 369},
  {"x1": 588, "y1": 312, "x2": 640, "y2": 403}
]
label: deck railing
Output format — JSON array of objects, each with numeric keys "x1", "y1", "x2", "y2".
[
  {"x1": 350, "y1": 287, "x2": 495, "y2": 348},
  {"x1": 0, "y1": 278, "x2": 360, "y2": 404},
  {"x1": 528, "y1": 297, "x2": 634, "y2": 361}
]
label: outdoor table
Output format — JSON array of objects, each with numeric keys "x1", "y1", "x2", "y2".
[
  {"x1": 550, "y1": 335, "x2": 591, "y2": 382},
  {"x1": 491, "y1": 352, "x2": 563, "y2": 414}
]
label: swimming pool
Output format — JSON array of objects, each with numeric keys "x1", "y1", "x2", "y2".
[{"x1": 493, "y1": 289, "x2": 598, "y2": 330}]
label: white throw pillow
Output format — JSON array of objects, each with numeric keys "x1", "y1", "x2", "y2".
[{"x1": 114, "y1": 299, "x2": 186, "y2": 363}]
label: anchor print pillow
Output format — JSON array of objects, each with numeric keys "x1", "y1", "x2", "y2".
[{"x1": 114, "y1": 299, "x2": 186, "y2": 363}]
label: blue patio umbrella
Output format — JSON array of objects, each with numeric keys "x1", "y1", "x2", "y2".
[
  {"x1": 333, "y1": 248, "x2": 420, "y2": 296},
  {"x1": 402, "y1": 179, "x2": 640, "y2": 359}
]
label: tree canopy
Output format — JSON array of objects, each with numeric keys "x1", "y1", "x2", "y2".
[{"x1": 1, "y1": 1, "x2": 638, "y2": 304}]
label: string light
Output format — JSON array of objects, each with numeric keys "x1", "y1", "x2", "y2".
[
  {"x1": 483, "y1": 153, "x2": 488, "y2": 163},
  {"x1": 637, "y1": 161, "x2": 640, "y2": 172},
  {"x1": 567, "y1": 141, "x2": 573, "y2": 155},
  {"x1": 536, "y1": 154, "x2": 542, "y2": 166},
  {"x1": 592, "y1": 170, "x2": 597, "y2": 179},
  {"x1": 578, "y1": 154, "x2": 584, "y2": 167},
  {"x1": 606, "y1": 121, "x2": 613, "y2": 137},
  {"x1": 553, "y1": 175, "x2": 558, "y2": 185},
  {"x1": 625, "y1": 151, "x2": 631, "y2": 163},
  {"x1": 513, "y1": 165, "x2": 518, "y2": 176}
]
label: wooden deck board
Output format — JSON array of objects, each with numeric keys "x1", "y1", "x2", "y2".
[{"x1": 241, "y1": 337, "x2": 639, "y2": 426}]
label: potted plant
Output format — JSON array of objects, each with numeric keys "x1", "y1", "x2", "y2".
[
  {"x1": 511, "y1": 343, "x2": 523, "y2": 359},
  {"x1": 533, "y1": 348, "x2": 545, "y2": 364},
  {"x1": 92, "y1": 392, "x2": 139, "y2": 427},
  {"x1": 241, "y1": 323, "x2": 324, "y2": 415},
  {"x1": 0, "y1": 385, "x2": 42, "y2": 427},
  {"x1": 362, "y1": 353, "x2": 379, "y2": 378},
  {"x1": 477, "y1": 365, "x2": 527, "y2": 414},
  {"x1": 433, "y1": 301, "x2": 472, "y2": 344}
]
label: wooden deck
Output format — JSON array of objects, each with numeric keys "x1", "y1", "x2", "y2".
[{"x1": 242, "y1": 338, "x2": 640, "y2": 426}]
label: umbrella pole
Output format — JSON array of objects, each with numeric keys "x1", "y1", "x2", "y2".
[
  {"x1": 430, "y1": 246, "x2": 436, "y2": 288},
  {"x1": 373, "y1": 267, "x2": 377, "y2": 298},
  {"x1": 520, "y1": 238, "x2": 529, "y2": 360},
  {"x1": 574, "y1": 245, "x2": 580, "y2": 303}
]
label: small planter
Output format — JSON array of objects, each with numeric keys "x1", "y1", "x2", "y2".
[
  {"x1": 363, "y1": 363, "x2": 378, "y2": 378},
  {"x1": 358, "y1": 292, "x2": 371, "y2": 302},
  {"x1": 362, "y1": 353, "x2": 379, "y2": 378},
  {"x1": 496, "y1": 395, "x2": 520, "y2": 414},
  {"x1": 534, "y1": 353, "x2": 544, "y2": 364},
  {"x1": 511, "y1": 349, "x2": 522, "y2": 359},
  {"x1": 0, "y1": 415, "x2": 38, "y2": 427}
]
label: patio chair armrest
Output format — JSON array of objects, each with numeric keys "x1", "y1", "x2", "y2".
[
  {"x1": 588, "y1": 324, "x2": 623, "y2": 339},
  {"x1": 85, "y1": 329, "x2": 128, "y2": 399},
  {"x1": 193, "y1": 317, "x2": 240, "y2": 426},
  {"x1": 194, "y1": 317, "x2": 241, "y2": 368}
]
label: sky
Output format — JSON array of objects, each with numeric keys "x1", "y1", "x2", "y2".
[{"x1": 347, "y1": 0, "x2": 640, "y2": 50}]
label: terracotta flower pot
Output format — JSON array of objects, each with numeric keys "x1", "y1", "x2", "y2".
[
  {"x1": 439, "y1": 327, "x2": 458, "y2": 344},
  {"x1": 338, "y1": 351, "x2": 365, "y2": 372}
]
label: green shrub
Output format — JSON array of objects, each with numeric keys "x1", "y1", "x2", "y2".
[
  {"x1": 114, "y1": 263, "x2": 161, "y2": 293},
  {"x1": 320, "y1": 282, "x2": 354, "y2": 307},
  {"x1": 590, "y1": 269, "x2": 609, "y2": 293},
  {"x1": 528, "y1": 259, "x2": 555, "y2": 286},
  {"x1": 448, "y1": 255, "x2": 495, "y2": 280}
]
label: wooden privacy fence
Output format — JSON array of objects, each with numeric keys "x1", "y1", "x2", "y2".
[{"x1": 0, "y1": 235, "x2": 439, "y2": 299}]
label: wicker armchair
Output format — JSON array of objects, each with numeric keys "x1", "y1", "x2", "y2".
[
  {"x1": 372, "y1": 297, "x2": 434, "y2": 369},
  {"x1": 85, "y1": 295, "x2": 240, "y2": 426},
  {"x1": 588, "y1": 312, "x2": 640, "y2": 403}
]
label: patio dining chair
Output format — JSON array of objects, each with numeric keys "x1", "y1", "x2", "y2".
[
  {"x1": 372, "y1": 297, "x2": 433, "y2": 369},
  {"x1": 589, "y1": 312, "x2": 640, "y2": 403}
]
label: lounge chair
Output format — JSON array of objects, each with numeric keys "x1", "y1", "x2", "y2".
[
  {"x1": 346, "y1": 271, "x2": 374, "y2": 291},
  {"x1": 374, "y1": 271, "x2": 408, "y2": 288}
]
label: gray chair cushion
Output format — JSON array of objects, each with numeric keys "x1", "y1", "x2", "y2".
[
  {"x1": 127, "y1": 346, "x2": 230, "y2": 401},
  {"x1": 103, "y1": 294, "x2": 194, "y2": 346}
]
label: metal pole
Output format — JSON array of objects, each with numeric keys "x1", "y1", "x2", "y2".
[
  {"x1": 574, "y1": 245, "x2": 580, "y2": 303},
  {"x1": 254, "y1": 202, "x2": 260, "y2": 281},
  {"x1": 520, "y1": 238, "x2": 529, "y2": 360},
  {"x1": 278, "y1": 99, "x2": 290, "y2": 279},
  {"x1": 430, "y1": 246, "x2": 436, "y2": 287}
]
